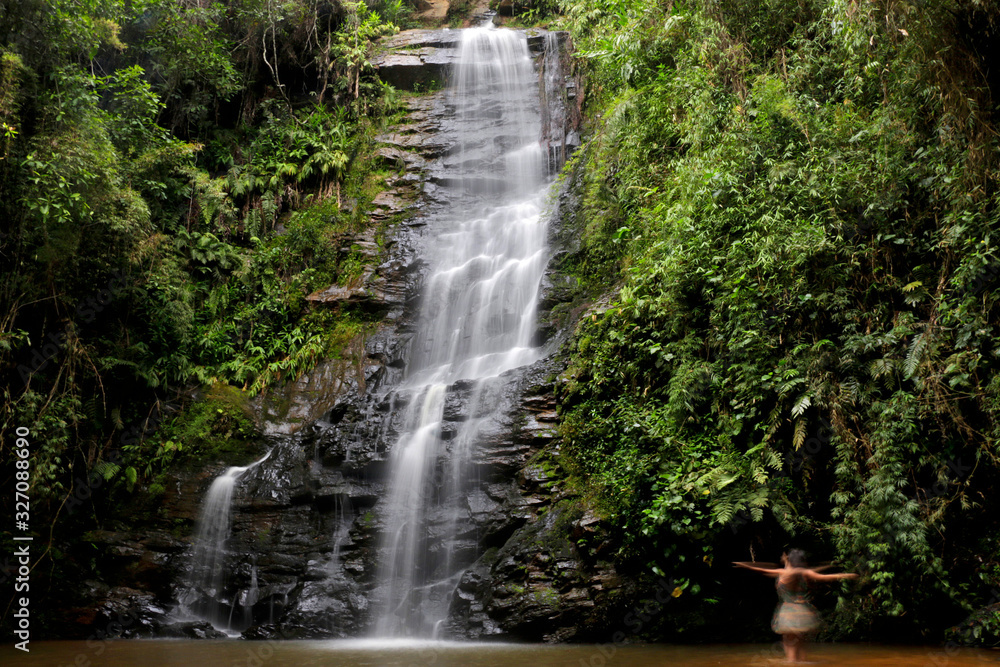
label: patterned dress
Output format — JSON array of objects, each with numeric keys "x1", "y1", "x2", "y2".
[{"x1": 772, "y1": 576, "x2": 821, "y2": 635}]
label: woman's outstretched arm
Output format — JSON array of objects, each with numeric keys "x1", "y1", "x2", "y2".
[
  {"x1": 733, "y1": 561, "x2": 783, "y2": 577},
  {"x1": 803, "y1": 569, "x2": 858, "y2": 581}
]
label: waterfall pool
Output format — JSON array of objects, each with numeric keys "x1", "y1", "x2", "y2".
[{"x1": 1, "y1": 640, "x2": 995, "y2": 666}]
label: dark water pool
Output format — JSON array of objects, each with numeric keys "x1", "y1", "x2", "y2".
[{"x1": 1, "y1": 639, "x2": 996, "y2": 666}]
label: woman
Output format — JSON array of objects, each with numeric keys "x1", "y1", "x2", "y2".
[{"x1": 734, "y1": 549, "x2": 857, "y2": 663}]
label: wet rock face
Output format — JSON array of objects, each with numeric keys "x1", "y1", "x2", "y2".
[
  {"x1": 373, "y1": 30, "x2": 462, "y2": 92},
  {"x1": 71, "y1": 27, "x2": 598, "y2": 642},
  {"x1": 242, "y1": 28, "x2": 588, "y2": 641},
  {"x1": 447, "y1": 494, "x2": 631, "y2": 642},
  {"x1": 244, "y1": 28, "x2": 589, "y2": 640}
]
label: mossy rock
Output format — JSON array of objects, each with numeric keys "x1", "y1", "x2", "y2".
[{"x1": 159, "y1": 382, "x2": 264, "y2": 469}]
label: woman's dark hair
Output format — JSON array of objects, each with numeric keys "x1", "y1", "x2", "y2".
[{"x1": 785, "y1": 549, "x2": 808, "y2": 567}]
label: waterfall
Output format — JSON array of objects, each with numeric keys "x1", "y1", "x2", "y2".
[
  {"x1": 179, "y1": 450, "x2": 270, "y2": 633},
  {"x1": 374, "y1": 25, "x2": 554, "y2": 638}
]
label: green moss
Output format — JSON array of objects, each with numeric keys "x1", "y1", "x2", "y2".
[
  {"x1": 156, "y1": 382, "x2": 261, "y2": 466},
  {"x1": 530, "y1": 584, "x2": 562, "y2": 607},
  {"x1": 409, "y1": 78, "x2": 444, "y2": 94},
  {"x1": 337, "y1": 249, "x2": 369, "y2": 286}
]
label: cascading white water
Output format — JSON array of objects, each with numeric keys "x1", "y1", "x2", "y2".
[
  {"x1": 374, "y1": 25, "x2": 554, "y2": 637},
  {"x1": 179, "y1": 450, "x2": 270, "y2": 633}
]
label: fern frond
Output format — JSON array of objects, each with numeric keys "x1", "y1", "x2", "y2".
[
  {"x1": 903, "y1": 332, "x2": 928, "y2": 378},
  {"x1": 869, "y1": 358, "x2": 896, "y2": 379},
  {"x1": 94, "y1": 461, "x2": 121, "y2": 481},
  {"x1": 792, "y1": 393, "x2": 812, "y2": 418},
  {"x1": 793, "y1": 417, "x2": 807, "y2": 449}
]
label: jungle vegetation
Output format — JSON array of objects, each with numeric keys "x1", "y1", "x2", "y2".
[
  {"x1": 2, "y1": 0, "x2": 999, "y2": 646},
  {"x1": 546, "y1": 0, "x2": 1000, "y2": 645},
  {"x1": 0, "y1": 0, "x2": 409, "y2": 621}
]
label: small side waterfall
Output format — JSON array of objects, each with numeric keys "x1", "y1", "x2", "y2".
[
  {"x1": 374, "y1": 25, "x2": 556, "y2": 637},
  {"x1": 178, "y1": 450, "x2": 270, "y2": 633}
]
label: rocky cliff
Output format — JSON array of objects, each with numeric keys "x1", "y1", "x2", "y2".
[{"x1": 60, "y1": 24, "x2": 649, "y2": 643}]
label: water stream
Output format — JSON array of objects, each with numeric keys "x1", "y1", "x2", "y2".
[
  {"x1": 374, "y1": 24, "x2": 554, "y2": 637},
  {"x1": 177, "y1": 450, "x2": 271, "y2": 634}
]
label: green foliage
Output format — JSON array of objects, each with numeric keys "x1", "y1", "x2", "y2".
[
  {"x1": 156, "y1": 383, "x2": 258, "y2": 459},
  {"x1": 331, "y1": 1, "x2": 399, "y2": 100},
  {"x1": 7, "y1": 0, "x2": 998, "y2": 645},
  {"x1": 0, "y1": 0, "x2": 407, "y2": 592},
  {"x1": 506, "y1": 0, "x2": 561, "y2": 26},
  {"x1": 221, "y1": 103, "x2": 355, "y2": 227},
  {"x1": 93, "y1": 382, "x2": 257, "y2": 494},
  {"x1": 10, "y1": 0, "x2": 130, "y2": 67},
  {"x1": 97, "y1": 65, "x2": 168, "y2": 157},
  {"x1": 145, "y1": 0, "x2": 241, "y2": 133},
  {"x1": 0, "y1": 49, "x2": 24, "y2": 158},
  {"x1": 554, "y1": 0, "x2": 1000, "y2": 640},
  {"x1": 371, "y1": 0, "x2": 416, "y2": 28},
  {"x1": 3, "y1": 389, "x2": 83, "y2": 502}
]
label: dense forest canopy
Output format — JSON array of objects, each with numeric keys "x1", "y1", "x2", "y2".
[{"x1": 2, "y1": 0, "x2": 1000, "y2": 645}]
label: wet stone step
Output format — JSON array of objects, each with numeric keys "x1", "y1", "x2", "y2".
[
  {"x1": 374, "y1": 131, "x2": 451, "y2": 157},
  {"x1": 374, "y1": 146, "x2": 427, "y2": 172},
  {"x1": 373, "y1": 56, "x2": 449, "y2": 91},
  {"x1": 380, "y1": 28, "x2": 462, "y2": 50}
]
